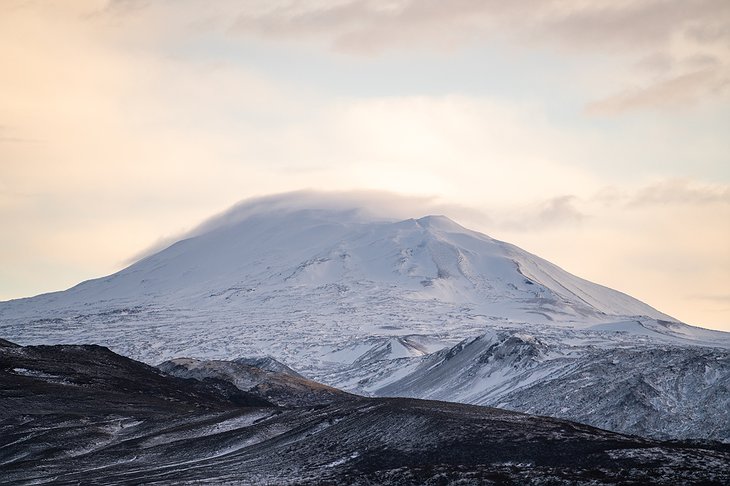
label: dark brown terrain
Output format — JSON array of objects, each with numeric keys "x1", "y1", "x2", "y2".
[{"x1": 1, "y1": 339, "x2": 728, "y2": 485}]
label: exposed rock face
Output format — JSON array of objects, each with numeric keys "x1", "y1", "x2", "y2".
[
  {"x1": 233, "y1": 355, "x2": 304, "y2": 377},
  {"x1": 158, "y1": 356, "x2": 352, "y2": 406}
]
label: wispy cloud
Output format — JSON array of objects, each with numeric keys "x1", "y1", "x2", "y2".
[
  {"x1": 496, "y1": 178, "x2": 730, "y2": 232},
  {"x1": 586, "y1": 67, "x2": 730, "y2": 115},
  {"x1": 97, "y1": 0, "x2": 725, "y2": 113},
  {"x1": 83, "y1": 1, "x2": 730, "y2": 112},
  {"x1": 629, "y1": 179, "x2": 730, "y2": 206},
  {"x1": 226, "y1": 1, "x2": 728, "y2": 53},
  {"x1": 497, "y1": 195, "x2": 586, "y2": 232},
  {"x1": 124, "y1": 190, "x2": 493, "y2": 263},
  {"x1": 590, "y1": 179, "x2": 730, "y2": 207},
  {"x1": 537, "y1": 195, "x2": 585, "y2": 225}
]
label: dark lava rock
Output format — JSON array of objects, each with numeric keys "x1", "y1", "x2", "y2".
[{"x1": 1, "y1": 339, "x2": 728, "y2": 485}]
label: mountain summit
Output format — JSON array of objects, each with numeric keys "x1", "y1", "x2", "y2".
[{"x1": 0, "y1": 193, "x2": 719, "y2": 362}]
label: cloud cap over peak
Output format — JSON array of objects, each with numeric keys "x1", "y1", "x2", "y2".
[{"x1": 126, "y1": 190, "x2": 491, "y2": 263}]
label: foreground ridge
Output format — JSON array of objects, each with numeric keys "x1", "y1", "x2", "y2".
[{"x1": 1, "y1": 340, "x2": 729, "y2": 485}]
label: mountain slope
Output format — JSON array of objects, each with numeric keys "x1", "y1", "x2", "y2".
[
  {"x1": 335, "y1": 328, "x2": 730, "y2": 441},
  {"x1": 0, "y1": 193, "x2": 727, "y2": 441},
  {"x1": 6, "y1": 211, "x2": 672, "y2": 323}
]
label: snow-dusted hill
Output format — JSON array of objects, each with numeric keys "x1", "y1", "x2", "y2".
[
  {"x1": 326, "y1": 326, "x2": 729, "y2": 440},
  {"x1": 1, "y1": 193, "x2": 728, "y2": 439}
]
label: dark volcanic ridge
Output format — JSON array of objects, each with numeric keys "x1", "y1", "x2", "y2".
[{"x1": 1, "y1": 339, "x2": 728, "y2": 485}]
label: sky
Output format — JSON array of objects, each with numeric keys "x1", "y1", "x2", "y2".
[{"x1": 1, "y1": 0, "x2": 729, "y2": 331}]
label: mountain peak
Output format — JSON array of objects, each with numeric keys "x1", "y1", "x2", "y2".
[
  {"x1": 415, "y1": 214, "x2": 476, "y2": 234},
  {"x1": 2, "y1": 194, "x2": 674, "y2": 323}
]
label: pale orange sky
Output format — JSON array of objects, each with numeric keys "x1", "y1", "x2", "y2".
[{"x1": 1, "y1": 1, "x2": 729, "y2": 330}]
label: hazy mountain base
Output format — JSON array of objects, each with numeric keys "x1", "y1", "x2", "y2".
[{"x1": 2, "y1": 340, "x2": 729, "y2": 485}]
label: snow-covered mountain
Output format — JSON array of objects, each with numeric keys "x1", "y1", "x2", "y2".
[{"x1": 1, "y1": 192, "x2": 728, "y2": 440}]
